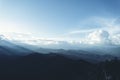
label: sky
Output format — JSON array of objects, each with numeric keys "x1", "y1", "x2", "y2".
[{"x1": 1, "y1": 0, "x2": 120, "y2": 47}]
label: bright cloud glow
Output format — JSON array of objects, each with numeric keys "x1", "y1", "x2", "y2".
[
  {"x1": 85, "y1": 30, "x2": 111, "y2": 45},
  {"x1": 0, "y1": 21, "x2": 16, "y2": 33}
]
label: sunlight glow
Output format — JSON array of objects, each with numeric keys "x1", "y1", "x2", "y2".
[{"x1": 0, "y1": 20, "x2": 21, "y2": 33}]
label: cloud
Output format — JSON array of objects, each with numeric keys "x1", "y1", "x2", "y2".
[
  {"x1": 1, "y1": 16, "x2": 120, "y2": 49},
  {"x1": 70, "y1": 17, "x2": 120, "y2": 34},
  {"x1": 69, "y1": 29, "x2": 95, "y2": 34},
  {"x1": 67, "y1": 16, "x2": 120, "y2": 45},
  {"x1": 85, "y1": 30, "x2": 111, "y2": 45},
  {"x1": 0, "y1": 34, "x2": 5, "y2": 40},
  {"x1": 111, "y1": 34, "x2": 120, "y2": 45}
]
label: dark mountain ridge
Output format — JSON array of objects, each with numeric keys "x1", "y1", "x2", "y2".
[
  {"x1": 0, "y1": 52, "x2": 119, "y2": 80},
  {"x1": 0, "y1": 38, "x2": 120, "y2": 80}
]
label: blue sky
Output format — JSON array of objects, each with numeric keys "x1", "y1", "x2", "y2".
[{"x1": 1, "y1": 0, "x2": 120, "y2": 43}]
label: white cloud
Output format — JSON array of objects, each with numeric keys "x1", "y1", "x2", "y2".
[
  {"x1": 84, "y1": 30, "x2": 111, "y2": 45},
  {"x1": 67, "y1": 17, "x2": 120, "y2": 45},
  {"x1": 70, "y1": 17, "x2": 120, "y2": 34},
  {"x1": 111, "y1": 34, "x2": 120, "y2": 45},
  {"x1": 69, "y1": 29, "x2": 95, "y2": 34},
  {"x1": 1, "y1": 16, "x2": 120, "y2": 48}
]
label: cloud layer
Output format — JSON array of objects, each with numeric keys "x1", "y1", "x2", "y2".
[
  {"x1": 0, "y1": 17, "x2": 120, "y2": 49},
  {"x1": 85, "y1": 30, "x2": 110, "y2": 45}
]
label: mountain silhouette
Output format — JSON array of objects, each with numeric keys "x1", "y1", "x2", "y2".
[
  {"x1": 0, "y1": 52, "x2": 119, "y2": 80},
  {"x1": 0, "y1": 53, "x2": 98, "y2": 80},
  {"x1": 0, "y1": 38, "x2": 120, "y2": 80}
]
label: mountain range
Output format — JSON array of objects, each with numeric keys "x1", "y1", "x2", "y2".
[
  {"x1": 0, "y1": 38, "x2": 120, "y2": 79},
  {"x1": 0, "y1": 37, "x2": 119, "y2": 62}
]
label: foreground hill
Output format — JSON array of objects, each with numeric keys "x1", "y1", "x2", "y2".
[
  {"x1": 0, "y1": 53, "x2": 97, "y2": 80},
  {"x1": 0, "y1": 53, "x2": 119, "y2": 80}
]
